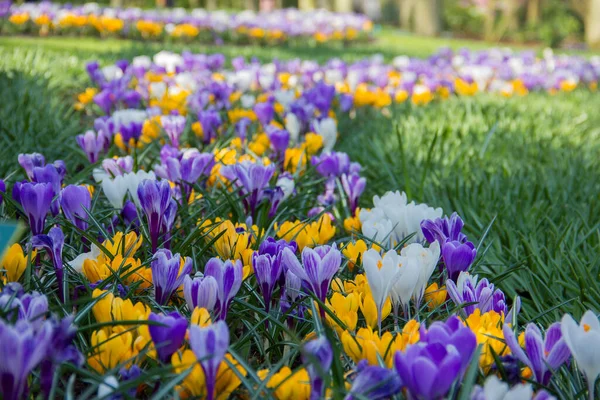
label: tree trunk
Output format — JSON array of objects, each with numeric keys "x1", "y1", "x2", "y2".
[
  {"x1": 363, "y1": 0, "x2": 381, "y2": 20},
  {"x1": 586, "y1": 0, "x2": 600, "y2": 47},
  {"x1": 246, "y1": 0, "x2": 257, "y2": 10},
  {"x1": 503, "y1": 0, "x2": 520, "y2": 31},
  {"x1": 206, "y1": 0, "x2": 217, "y2": 9},
  {"x1": 526, "y1": 0, "x2": 540, "y2": 24},
  {"x1": 298, "y1": 0, "x2": 315, "y2": 10},
  {"x1": 413, "y1": 0, "x2": 440, "y2": 36},
  {"x1": 110, "y1": 0, "x2": 123, "y2": 7},
  {"x1": 399, "y1": 0, "x2": 415, "y2": 30},
  {"x1": 484, "y1": 0, "x2": 496, "y2": 41},
  {"x1": 316, "y1": 0, "x2": 330, "y2": 9},
  {"x1": 334, "y1": 0, "x2": 352, "y2": 12}
]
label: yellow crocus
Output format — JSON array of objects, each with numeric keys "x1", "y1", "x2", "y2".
[
  {"x1": 92, "y1": 289, "x2": 150, "y2": 326},
  {"x1": 424, "y1": 282, "x2": 447, "y2": 310},
  {"x1": 172, "y1": 351, "x2": 246, "y2": 399},
  {"x1": 1, "y1": 244, "x2": 36, "y2": 282},
  {"x1": 258, "y1": 367, "x2": 311, "y2": 400},
  {"x1": 88, "y1": 327, "x2": 136, "y2": 373},
  {"x1": 341, "y1": 327, "x2": 395, "y2": 366},
  {"x1": 464, "y1": 309, "x2": 510, "y2": 369},
  {"x1": 191, "y1": 307, "x2": 212, "y2": 327},
  {"x1": 276, "y1": 214, "x2": 336, "y2": 251},
  {"x1": 324, "y1": 292, "x2": 359, "y2": 335},
  {"x1": 342, "y1": 240, "x2": 367, "y2": 272}
]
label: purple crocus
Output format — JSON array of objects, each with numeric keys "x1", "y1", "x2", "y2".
[
  {"x1": 341, "y1": 173, "x2": 366, "y2": 213},
  {"x1": 281, "y1": 244, "x2": 341, "y2": 317},
  {"x1": 198, "y1": 109, "x2": 222, "y2": 144},
  {"x1": 265, "y1": 126, "x2": 290, "y2": 158},
  {"x1": 418, "y1": 315, "x2": 478, "y2": 374},
  {"x1": 279, "y1": 270, "x2": 305, "y2": 327},
  {"x1": 442, "y1": 240, "x2": 477, "y2": 282},
  {"x1": 302, "y1": 336, "x2": 333, "y2": 400},
  {"x1": 32, "y1": 227, "x2": 66, "y2": 302},
  {"x1": 32, "y1": 163, "x2": 64, "y2": 216},
  {"x1": 345, "y1": 360, "x2": 402, "y2": 400},
  {"x1": 40, "y1": 316, "x2": 84, "y2": 396},
  {"x1": 311, "y1": 152, "x2": 350, "y2": 178},
  {"x1": 0, "y1": 179, "x2": 5, "y2": 206},
  {"x1": 204, "y1": 258, "x2": 243, "y2": 321},
  {"x1": 503, "y1": 322, "x2": 571, "y2": 385},
  {"x1": 189, "y1": 321, "x2": 230, "y2": 400},
  {"x1": 76, "y1": 130, "x2": 105, "y2": 164},
  {"x1": 17, "y1": 182, "x2": 54, "y2": 235},
  {"x1": 0, "y1": 319, "x2": 53, "y2": 400},
  {"x1": 446, "y1": 272, "x2": 508, "y2": 317},
  {"x1": 60, "y1": 185, "x2": 92, "y2": 231},
  {"x1": 252, "y1": 250, "x2": 283, "y2": 315},
  {"x1": 161, "y1": 115, "x2": 186, "y2": 148},
  {"x1": 137, "y1": 179, "x2": 175, "y2": 252},
  {"x1": 221, "y1": 161, "x2": 275, "y2": 215},
  {"x1": 394, "y1": 342, "x2": 463, "y2": 400},
  {"x1": 183, "y1": 274, "x2": 219, "y2": 312},
  {"x1": 18, "y1": 153, "x2": 46, "y2": 180},
  {"x1": 254, "y1": 100, "x2": 275, "y2": 126},
  {"x1": 150, "y1": 249, "x2": 193, "y2": 305},
  {"x1": 421, "y1": 212, "x2": 469, "y2": 244},
  {"x1": 148, "y1": 311, "x2": 187, "y2": 363}
]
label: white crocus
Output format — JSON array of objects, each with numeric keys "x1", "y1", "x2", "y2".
[
  {"x1": 276, "y1": 174, "x2": 295, "y2": 201},
  {"x1": 389, "y1": 255, "x2": 420, "y2": 318},
  {"x1": 477, "y1": 375, "x2": 533, "y2": 400},
  {"x1": 111, "y1": 109, "x2": 148, "y2": 132},
  {"x1": 153, "y1": 51, "x2": 183, "y2": 74},
  {"x1": 274, "y1": 90, "x2": 295, "y2": 110},
  {"x1": 101, "y1": 65, "x2": 123, "y2": 82},
  {"x1": 97, "y1": 376, "x2": 119, "y2": 399},
  {"x1": 561, "y1": 310, "x2": 600, "y2": 400},
  {"x1": 101, "y1": 170, "x2": 155, "y2": 209},
  {"x1": 132, "y1": 55, "x2": 152, "y2": 69},
  {"x1": 313, "y1": 118, "x2": 337, "y2": 152},
  {"x1": 123, "y1": 170, "x2": 156, "y2": 208},
  {"x1": 363, "y1": 249, "x2": 403, "y2": 331},
  {"x1": 67, "y1": 244, "x2": 101, "y2": 273},
  {"x1": 285, "y1": 113, "x2": 301, "y2": 144},
  {"x1": 240, "y1": 94, "x2": 256, "y2": 109},
  {"x1": 400, "y1": 241, "x2": 440, "y2": 307}
]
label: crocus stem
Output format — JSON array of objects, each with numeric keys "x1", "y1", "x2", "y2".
[
  {"x1": 589, "y1": 377, "x2": 595, "y2": 400},
  {"x1": 392, "y1": 302, "x2": 399, "y2": 332}
]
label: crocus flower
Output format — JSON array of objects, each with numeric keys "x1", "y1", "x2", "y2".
[
  {"x1": 470, "y1": 375, "x2": 537, "y2": 400},
  {"x1": 341, "y1": 173, "x2": 366, "y2": 214},
  {"x1": 442, "y1": 240, "x2": 477, "y2": 281},
  {"x1": 137, "y1": 179, "x2": 175, "y2": 251},
  {"x1": 266, "y1": 126, "x2": 290, "y2": 158},
  {"x1": 312, "y1": 151, "x2": 350, "y2": 178},
  {"x1": 447, "y1": 271, "x2": 507, "y2": 317},
  {"x1": 252, "y1": 249, "x2": 283, "y2": 315},
  {"x1": 40, "y1": 316, "x2": 83, "y2": 396},
  {"x1": 401, "y1": 241, "x2": 441, "y2": 309},
  {"x1": 18, "y1": 153, "x2": 46, "y2": 180},
  {"x1": 60, "y1": 185, "x2": 92, "y2": 231},
  {"x1": 281, "y1": 244, "x2": 341, "y2": 317},
  {"x1": 254, "y1": 100, "x2": 275, "y2": 126},
  {"x1": 198, "y1": 109, "x2": 221, "y2": 144},
  {"x1": 76, "y1": 130, "x2": 105, "y2": 164},
  {"x1": 394, "y1": 341, "x2": 462, "y2": 400},
  {"x1": 503, "y1": 322, "x2": 571, "y2": 385},
  {"x1": 183, "y1": 274, "x2": 219, "y2": 312},
  {"x1": 345, "y1": 360, "x2": 402, "y2": 400},
  {"x1": 204, "y1": 258, "x2": 243, "y2": 321},
  {"x1": 302, "y1": 336, "x2": 333, "y2": 400},
  {"x1": 148, "y1": 311, "x2": 187, "y2": 363},
  {"x1": 189, "y1": 320, "x2": 230, "y2": 400},
  {"x1": 18, "y1": 182, "x2": 54, "y2": 236},
  {"x1": 313, "y1": 117, "x2": 337, "y2": 152},
  {"x1": 221, "y1": 161, "x2": 275, "y2": 215},
  {"x1": 418, "y1": 315, "x2": 478, "y2": 374},
  {"x1": 280, "y1": 270, "x2": 305, "y2": 327},
  {"x1": 112, "y1": 109, "x2": 147, "y2": 143},
  {"x1": 150, "y1": 249, "x2": 193, "y2": 305},
  {"x1": 561, "y1": 310, "x2": 600, "y2": 399},
  {"x1": 161, "y1": 115, "x2": 186, "y2": 148},
  {"x1": 32, "y1": 164, "x2": 63, "y2": 216},
  {"x1": 32, "y1": 227, "x2": 66, "y2": 302},
  {"x1": 363, "y1": 249, "x2": 404, "y2": 331},
  {"x1": 0, "y1": 319, "x2": 53, "y2": 400},
  {"x1": 421, "y1": 212, "x2": 468, "y2": 244},
  {"x1": 0, "y1": 179, "x2": 5, "y2": 206}
]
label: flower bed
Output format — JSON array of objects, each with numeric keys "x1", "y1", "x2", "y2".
[
  {"x1": 1, "y1": 2, "x2": 372, "y2": 45},
  {"x1": 0, "y1": 48, "x2": 599, "y2": 399}
]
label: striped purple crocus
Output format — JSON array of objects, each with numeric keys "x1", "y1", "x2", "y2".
[
  {"x1": 18, "y1": 153, "x2": 46, "y2": 180},
  {"x1": 503, "y1": 322, "x2": 571, "y2": 385},
  {"x1": 32, "y1": 164, "x2": 64, "y2": 216},
  {"x1": 204, "y1": 258, "x2": 243, "y2": 321},
  {"x1": 281, "y1": 244, "x2": 341, "y2": 317},
  {"x1": 60, "y1": 185, "x2": 92, "y2": 231},
  {"x1": 161, "y1": 115, "x2": 186, "y2": 148},
  {"x1": 32, "y1": 227, "x2": 66, "y2": 302},
  {"x1": 302, "y1": 336, "x2": 333, "y2": 400},
  {"x1": 341, "y1": 172, "x2": 366, "y2": 214},
  {"x1": 151, "y1": 249, "x2": 192, "y2": 305},
  {"x1": 137, "y1": 179, "x2": 175, "y2": 252},
  {"x1": 148, "y1": 311, "x2": 187, "y2": 363},
  {"x1": 76, "y1": 130, "x2": 105, "y2": 164},
  {"x1": 0, "y1": 319, "x2": 53, "y2": 400},
  {"x1": 221, "y1": 161, "x2": 275, "y2": 215},
  {"x1": 183, "y1": 274, "x2": 218, "y2": 312},
  {"x1": 17, "y1": 182, "x2": 54, "y2": 236},
  {"x1": 189, "y1": 321, "x2": 230, "y2": 400}
]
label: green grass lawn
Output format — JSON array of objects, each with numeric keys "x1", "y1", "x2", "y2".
[{"x1": 1, "y1": 31, "x2": 599, "y2": 329}]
